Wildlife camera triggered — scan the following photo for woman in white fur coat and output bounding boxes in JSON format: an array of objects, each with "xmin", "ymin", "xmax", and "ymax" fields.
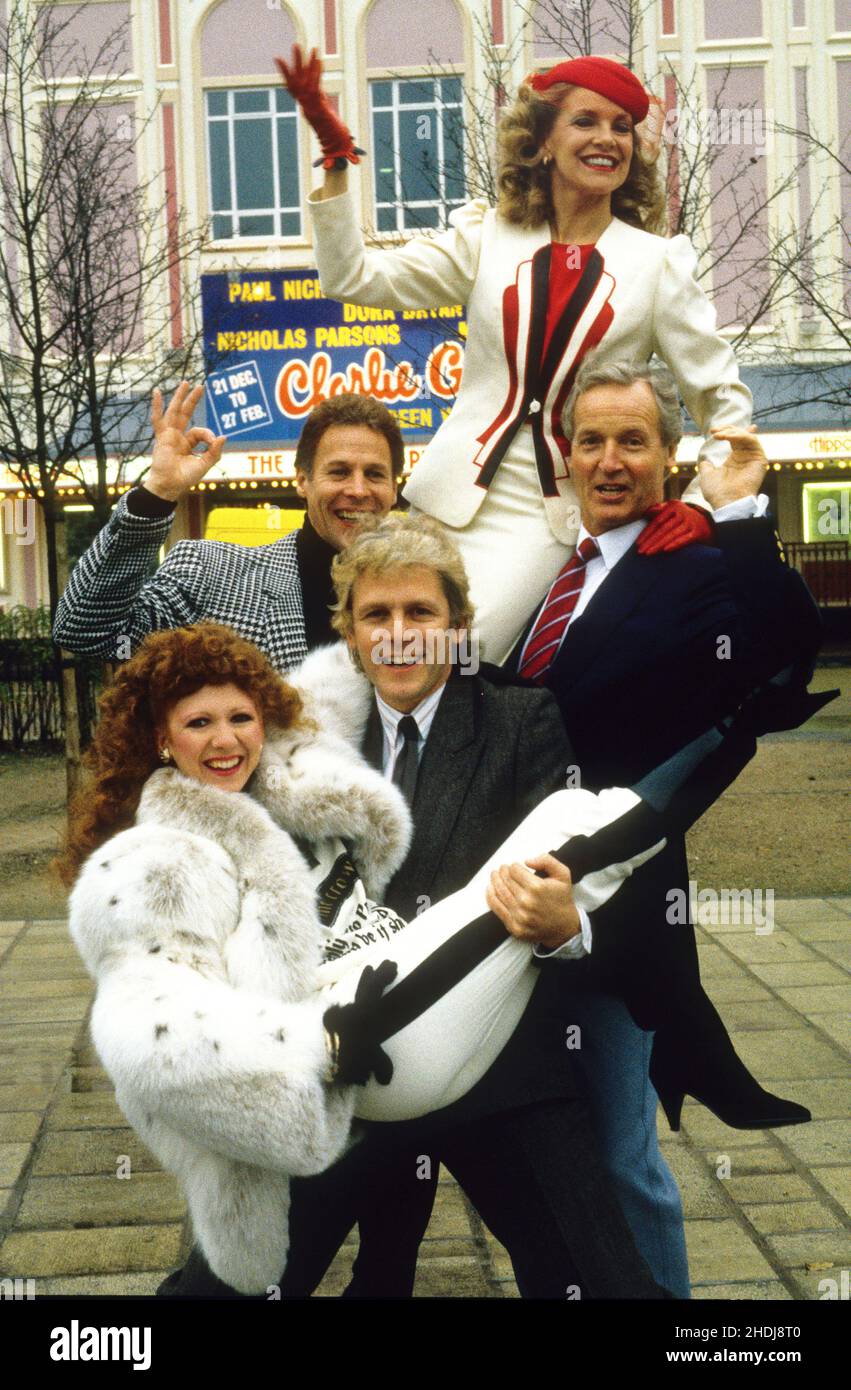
[{"xmin": 61, "ymin": 622, "xmax": 678, "ymax": 1294}]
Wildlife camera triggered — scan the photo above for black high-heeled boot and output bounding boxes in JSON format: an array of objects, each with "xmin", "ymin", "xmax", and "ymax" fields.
[
  {"xmin": 631, "ymin": 718, "xmax": 811, "ymax": 1132},
  {"xmin": 649, "ymin": 1000, "xmax": 811, "ymax": 1132},
  {"xmin": 652, "ymin": 1080, "xmax": 811, "ymax": 1134}
]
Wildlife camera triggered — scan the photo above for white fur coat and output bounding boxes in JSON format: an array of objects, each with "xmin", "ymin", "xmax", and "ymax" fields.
[{"xmin": 68, "ymin": 646, "xmax": 411, "ymax": 1294}]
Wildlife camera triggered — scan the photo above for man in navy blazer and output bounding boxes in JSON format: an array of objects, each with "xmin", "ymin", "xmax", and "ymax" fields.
[
  {"xmin": 499, "ymin": 358, "xmax": 820, "ymax": 1205},
  {"xmin": 506, "ymin": 361, "xmax": 819, "ymax": 791}
]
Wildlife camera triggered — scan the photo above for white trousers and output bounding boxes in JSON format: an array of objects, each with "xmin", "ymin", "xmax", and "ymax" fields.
[
  {"xmin": 317, "ymin": 786, "xmax": 664, "ymax": 1123},
  {"xmin": 411, "ymin": 427, "xmax": 576, "ymax": 664}
]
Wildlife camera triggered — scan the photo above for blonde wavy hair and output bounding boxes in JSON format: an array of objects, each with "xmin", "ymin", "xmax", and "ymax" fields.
[
  {"xmin": 331, "ymin": 512, "xmax": 475, "ymax": 641},
  {"xmin": 496, "ymin": 81, "xmax": 665, "ymax": 234}
]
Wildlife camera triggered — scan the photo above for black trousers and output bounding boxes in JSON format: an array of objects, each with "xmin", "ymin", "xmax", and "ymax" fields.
[{"xmin": 157, "ymin": 1097, "xmax": 668, "ymax": 1300}]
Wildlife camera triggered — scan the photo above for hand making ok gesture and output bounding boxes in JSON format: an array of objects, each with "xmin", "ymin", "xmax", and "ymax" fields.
[{"xmin": 146, "ymin": 382, "xmax": 227, "ymax": 504}]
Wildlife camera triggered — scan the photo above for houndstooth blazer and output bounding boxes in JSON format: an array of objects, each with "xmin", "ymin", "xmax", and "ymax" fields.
[{"xmin": 52, "ymin": 494, "xmax": 309, "ymax": 672}]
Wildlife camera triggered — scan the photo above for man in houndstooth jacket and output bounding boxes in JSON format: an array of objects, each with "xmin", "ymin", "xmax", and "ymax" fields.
[{"xmin": 52, "ymin": 383, "xmax": 400, "ymax": 670}]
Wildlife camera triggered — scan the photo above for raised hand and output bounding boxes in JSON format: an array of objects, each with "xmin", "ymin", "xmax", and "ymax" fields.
[
  {"xmin": 698, "ymin": 426, "xmax": 768, "ymax": 510},
  {"xmin": 146, "ymin": 382, "xmax": 226, "ymax": 503},
  {"xmin": 275, "ymin": 44, "xmax": 324, "ymax": 117},
  {"xmin": 275, "ymin": 44, "xmax": 365, "ymax": 170}
]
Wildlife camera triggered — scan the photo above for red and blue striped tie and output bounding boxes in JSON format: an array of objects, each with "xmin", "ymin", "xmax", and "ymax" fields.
[{"xmin": 518, "ymin": 537, "xmax": 600, "ymax": 682}]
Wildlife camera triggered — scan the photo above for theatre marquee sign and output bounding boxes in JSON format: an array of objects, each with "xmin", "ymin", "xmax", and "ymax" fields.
[
  {"xmin": 675, "ymin": 432, "xmax": 851, "ymax": 463},
  {"xmin": 201, "ymin": 269, "xmax": 466, "ymax": 447}
]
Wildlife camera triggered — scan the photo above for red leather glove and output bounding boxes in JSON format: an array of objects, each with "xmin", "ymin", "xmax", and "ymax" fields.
[
  {"xmin": 275, "ymin": 45, "xmax": 365, "ymax": 170},
  {"xmin": 637, "ymin": 500, "xmax": 714, "ymax": 555}
]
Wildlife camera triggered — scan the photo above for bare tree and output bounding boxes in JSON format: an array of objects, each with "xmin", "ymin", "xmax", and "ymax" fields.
[
  {"xmin": 0, "ymin": 0, "xmax": 209, "ymax": 795},
  {"xmin": 753, "ymin": 115, "xmax": 851, "ymax": 417},
  {"xmin": 660, "ymin": 66, "xmax": 850, "ymax": 418},
  {"xmin": 0, "ymin": 0, "xmax": 207, "ymax": 615},
  {"xmin": 528, "ymin": 0, "xmax": 655, "ymax": 67},
  {"xmin": 660, "ymin": 66, "xmax": 804, "ymax": 335}
]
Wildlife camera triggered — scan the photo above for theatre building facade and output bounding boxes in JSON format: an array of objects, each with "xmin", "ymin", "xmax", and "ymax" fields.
[{"xmin": 1, "ymin": 0, "xmax": 848, "ymax": 618}]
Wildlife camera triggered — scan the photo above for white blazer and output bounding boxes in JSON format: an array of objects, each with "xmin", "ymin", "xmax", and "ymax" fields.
[{"xmin": 309, "ymin": 193, "xmax": 753, "ymax": 544}]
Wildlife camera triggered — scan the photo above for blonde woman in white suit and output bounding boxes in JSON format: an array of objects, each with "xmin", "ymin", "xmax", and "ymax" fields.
[{"xmin": 279, "ymin": 48, "xmax": 752, "ymax": 661}]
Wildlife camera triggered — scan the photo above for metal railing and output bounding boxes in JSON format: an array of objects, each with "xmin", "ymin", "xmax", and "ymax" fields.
[
  {"xmin": 784, "ymin": 542, "xmax": 851, "ymax": 607},
  {"xmin": 0, "ymin": 608, "xmax": 104, "ymax": 749}
]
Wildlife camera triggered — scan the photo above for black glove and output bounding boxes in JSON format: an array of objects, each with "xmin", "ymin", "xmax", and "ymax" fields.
[{"xmin": 323, "ymin": 959, "xmax": 398, "ymax": 1087}]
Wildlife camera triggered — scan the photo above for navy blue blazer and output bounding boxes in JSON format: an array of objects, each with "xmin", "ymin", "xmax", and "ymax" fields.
[
  {"xmin": 505, "ymin": 517, "xmax": 821, "ymax": 791},
  {"xmin": 496, "ymin": 516, "xmax": 822, "ymax": 1038},
  {"xmin": 360, "ymin": 672, "xmax": 583, "ymax": 1129}
]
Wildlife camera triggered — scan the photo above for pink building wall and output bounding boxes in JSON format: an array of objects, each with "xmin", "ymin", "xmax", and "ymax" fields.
[
  {"xmin": 323, "ymin": 0, "xmax": 337, "ymax": 56},
  {"xmin": 158, "ymin": 0, "xmax": 173, "ymax": 64},
  {"xmin": 42, "ymin": 1, "xmax": 132, "ymax": 75},
  {"xmin": 705, "ymin": 64, "xmax": 770, "ymax": 328},
  {"xmin": 794, "ymin": 66, "xmax": 813, "ymax": 317},
  {"xmin": 200, "ymin": 0, "xmax": 296, "ymax": 78},
  {"xmin": 837, "ymin": 60, "xmax": 851, "ymax": 310},
  {"xmin": 364, "ymin": 0, "xmax": 463, "ymax": 67},
  {"xmin": 703, "ymin": 0, "xmax": 763, "ymax": 41},
  {"xmin": 531, "ymin": 0, "xmax": 631, "ymax": 58}
]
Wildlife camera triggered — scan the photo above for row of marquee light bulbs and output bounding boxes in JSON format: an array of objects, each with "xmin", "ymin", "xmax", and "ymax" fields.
[{"xmin": 21, "ymin": 456, "xmax": 849, "ymax": 501}]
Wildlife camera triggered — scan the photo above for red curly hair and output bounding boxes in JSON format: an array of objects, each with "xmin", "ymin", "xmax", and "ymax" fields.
[{"xmin": 56, "ymin": 623, "xmax": 306, "ymax": 886}]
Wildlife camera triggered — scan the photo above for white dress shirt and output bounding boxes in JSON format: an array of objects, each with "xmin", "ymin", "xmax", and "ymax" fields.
[{"xmin": 375, "ymin": 683, "xmax": 447, "ymax": 778}]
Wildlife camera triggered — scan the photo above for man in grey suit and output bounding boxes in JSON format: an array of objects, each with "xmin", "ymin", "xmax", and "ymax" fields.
[
  {"xmin": 53, "ymin": 383, "xmax": 400, "ymax": 669},
  {"xmin": 273, "ymin": 511, "xmax": 679, "ymax": 1301}
]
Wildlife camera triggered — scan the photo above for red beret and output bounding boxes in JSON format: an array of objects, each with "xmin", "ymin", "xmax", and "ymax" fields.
[{"xmin": 528, "ymin": 56, "xmax": 650, "ymax": 124}]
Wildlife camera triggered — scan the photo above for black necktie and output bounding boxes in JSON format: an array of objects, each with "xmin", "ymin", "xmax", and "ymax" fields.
[{"xmin": 392, "ymin": 715, "xmax": 420, "ymax": 808}]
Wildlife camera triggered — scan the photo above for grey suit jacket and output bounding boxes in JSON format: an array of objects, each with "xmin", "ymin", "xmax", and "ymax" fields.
[{"xmin": 361, "ymin": 671, "xmax": 583, "ymax": 1128}]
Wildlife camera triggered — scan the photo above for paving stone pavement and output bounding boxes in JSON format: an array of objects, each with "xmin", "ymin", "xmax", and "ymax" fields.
[{"xmin": 0, "ymin": 899, "xmax": 848, "ymax": 1300}]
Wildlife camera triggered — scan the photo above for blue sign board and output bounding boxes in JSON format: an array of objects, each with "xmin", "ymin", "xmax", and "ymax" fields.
[
  {"xmin": 201, "ymin": 269, "xmax": 467, "ymax": 447},
  {"xmin": 206, "ymin": 360, "xmax": 274, "ymax": 437}
]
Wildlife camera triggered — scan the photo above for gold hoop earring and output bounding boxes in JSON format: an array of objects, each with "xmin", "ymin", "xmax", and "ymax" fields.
[
  {"xmin": 159, "ymin": 747, "xmax": 171, "ymax": 764},
  {"xmin": 542, "ymin": 153, "xmax": 552, "ymax": 167}
]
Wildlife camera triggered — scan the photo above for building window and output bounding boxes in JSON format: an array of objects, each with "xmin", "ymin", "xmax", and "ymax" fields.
[
  {"xmin": 371, "ymin": 77, "xmax": 466, "ymax": 232},
  {"xmin": 205, "ymin": 88, "xmax": 300, "ymax": 240}
]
